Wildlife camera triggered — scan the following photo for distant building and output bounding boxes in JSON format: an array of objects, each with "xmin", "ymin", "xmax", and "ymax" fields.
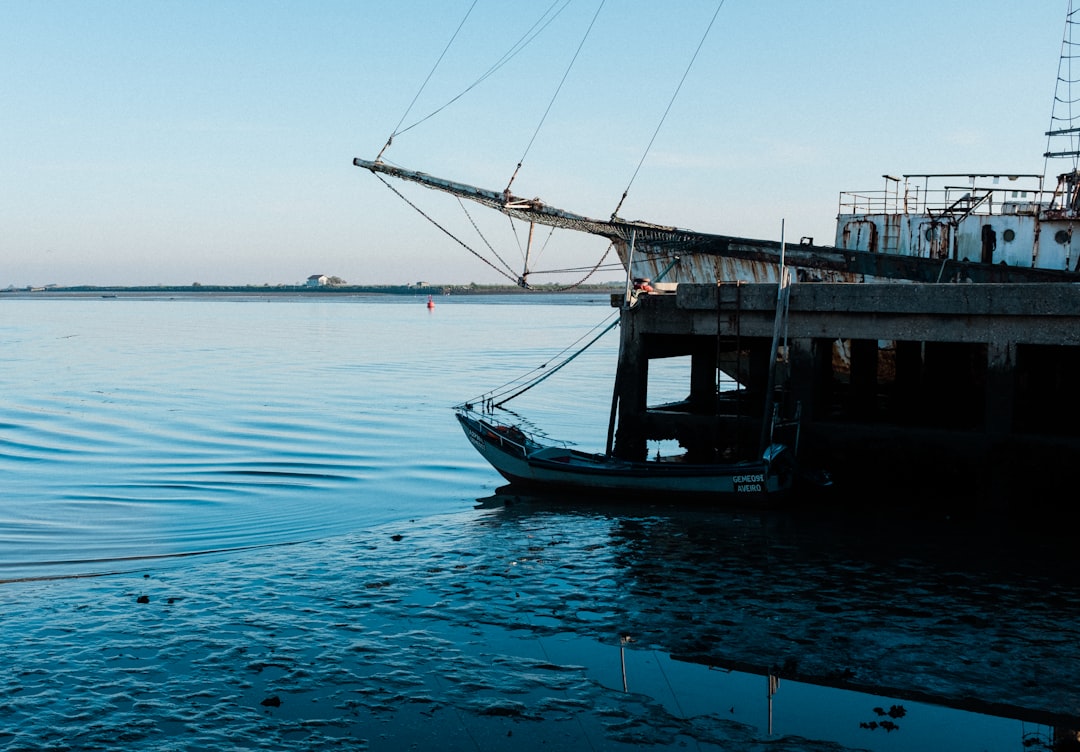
[{"xmin": 306, "ymin": 274, "xmax": 329, "ymax": 287}]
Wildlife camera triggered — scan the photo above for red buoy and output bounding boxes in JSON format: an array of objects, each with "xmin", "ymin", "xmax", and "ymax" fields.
[{"xmin": 426, "ymin": 295, "xmax": 435, "ymax": 310}]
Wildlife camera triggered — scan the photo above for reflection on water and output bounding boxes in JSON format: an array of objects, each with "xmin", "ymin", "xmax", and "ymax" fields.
[
  {"xmin": 3, "ymin": 295, "xmax": 1078, "ymax": 749},
  {"xmin": 469, "ymin": 489, "xmax": 1080, "ymax": 750},
  {"xmin": 2, "ymin": 493, "xmax": 1076, "ymax": 750}
]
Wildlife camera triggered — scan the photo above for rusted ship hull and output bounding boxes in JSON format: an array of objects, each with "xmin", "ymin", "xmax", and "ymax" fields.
[{"xmin": 354, "ymin": 159, "xmax": 1080, "ymax": 286}]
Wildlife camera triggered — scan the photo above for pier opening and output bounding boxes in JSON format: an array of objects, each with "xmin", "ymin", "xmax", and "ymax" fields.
[
  {"xmin": 822, "ymin": 339, "xmax": 987, "ymax": 431},
  {"xmin": 1014, "ymin": 344, "xmax": 1080, "ymax": 435}
]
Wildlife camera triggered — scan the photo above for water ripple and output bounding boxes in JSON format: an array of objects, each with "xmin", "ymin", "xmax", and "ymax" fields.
[{"xmin": 0, "ymin": 296, "xmax": 615, "ymax": 578}]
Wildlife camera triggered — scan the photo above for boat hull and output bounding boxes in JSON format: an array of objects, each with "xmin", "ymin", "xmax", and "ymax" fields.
[
  {"xmin": 354, "ymin": 158, "xmax": 1080, "ymax": 286},
  {"xmin": 456, "ymin": 411, "xmax": 790, "ymax": 499}
]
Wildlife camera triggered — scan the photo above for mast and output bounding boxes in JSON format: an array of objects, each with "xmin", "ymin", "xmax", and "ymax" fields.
[
  {"xmin": 355, "ymin": 158, "xmax": 1080, "ymax": 283},
  {"xmin": 1045, "ymin": 1, "xmax": 1080, "ymax": 167},
  {"xmin": 353, "ymin": 158, "xmax": 692, "ymax": 247},
  {"xmin": 1044, "ymin": 1, "xmax": 1080, "ymax": 216}
]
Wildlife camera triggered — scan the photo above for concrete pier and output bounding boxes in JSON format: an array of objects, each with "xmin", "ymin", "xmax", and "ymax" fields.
[{"xmin": 611, "ymin": 283, "xmax": 1080, "ymax": 512}]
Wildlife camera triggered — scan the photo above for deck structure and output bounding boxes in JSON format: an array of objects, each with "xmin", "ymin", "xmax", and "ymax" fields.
[{"xmin": 609, "ymin": 283, "xmax": 1080, "ymax": 511}]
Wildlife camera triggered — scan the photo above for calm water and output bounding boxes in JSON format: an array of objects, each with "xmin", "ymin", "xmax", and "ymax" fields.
[
  {"xmin": 2, "ymin": 293, "xmax": 1077, "ymax": 751},
  {"xmin": 0, "ymin": 292, "xmax": 619, "ymax": 579}
]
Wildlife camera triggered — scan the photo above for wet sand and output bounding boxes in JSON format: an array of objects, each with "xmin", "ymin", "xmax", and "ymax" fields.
[{"xmin": 2, "ymin": 498, "xmax": 1078, "ymax": 751}]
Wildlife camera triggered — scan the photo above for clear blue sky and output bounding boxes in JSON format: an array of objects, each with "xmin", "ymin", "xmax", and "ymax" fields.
[{"xmin": 0, "ymin": 1, "xmax": 1069, "ymax": 287}]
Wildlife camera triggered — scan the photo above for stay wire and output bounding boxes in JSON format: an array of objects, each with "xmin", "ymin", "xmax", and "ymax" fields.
[
  {"xmin": 466, "ymin": 309, "xmax": 619, "ymax": 407},
  {"xmin": 528, "ymin": 242, "xmax": 616, "ymax": 291},
  {"xmin": 611, "ymin": 0, "xmax": 726, "ymax": 219},
  {"xmin": 1046, "ymin": 0, "xmax": 1080, "ymax": 178},
  {"xmin": 456, "ymin": 198, "xmax": 520, "ymax": 278},
  {"xmin": 490, "ymin": 314, "xmax": 618, "ymax": 408},
  {"xmin": 373, "ymin": 173, "xmax": 519, "ymax": 284},
  {"xmin": 376, "ymin": 0, "xmax": 478, "ymax": 161},
  {"xmin": 525, "ymin": 221, "xmax": 558, "ymax": 273},
  {"xmin": 389, "ymin": 0, "xmax": 571, "ymax": 144},
  {"xmin": 526, "ymin": 257, "xmax": 623, "ymax": 275},
  {"xmin": 505, "ymin": 215, "xmax": 556, "ymax": 275},
  {"xmin": 469, "ymin": 253, "xmax": 683, "ymax": 411},
  {"xmin": 504, "ymin": 0, "xmax": 607, "ymax": 195}
]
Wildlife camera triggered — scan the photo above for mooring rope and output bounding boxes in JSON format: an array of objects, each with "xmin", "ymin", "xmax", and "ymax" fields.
[
  {"xmin": 475, "ymin": 254, "xmax": 681, "ymax": 410},
  {"xmin": 464, "ymin": 310, "xmax": 620, "ymax": 410},
  {"xmin": 489, "ymin": 315, "xmax": 619, "ymax": 408}
]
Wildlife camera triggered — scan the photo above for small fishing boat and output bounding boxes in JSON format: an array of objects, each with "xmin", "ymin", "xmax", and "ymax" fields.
[
  {"xmin": 455, "ymin": 407, "xmax": 795, "ymax": 499},
  {"xmin": 453, "ymin": 261, "xmax": 805, "ymax": 501}
]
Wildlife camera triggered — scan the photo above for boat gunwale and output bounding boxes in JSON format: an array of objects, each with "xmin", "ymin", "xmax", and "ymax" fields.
[{"xmin": 455, "ymin": 409, "xmax": 790, "ymax": 495}]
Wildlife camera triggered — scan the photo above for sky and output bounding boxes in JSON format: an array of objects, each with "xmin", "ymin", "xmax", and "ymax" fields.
[{"xmin": 0, "ymin": 1, "xmax": 1071, "ymax": 288}]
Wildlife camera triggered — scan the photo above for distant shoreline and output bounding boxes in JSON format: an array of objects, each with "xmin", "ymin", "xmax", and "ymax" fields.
[{"xmin": 2, "ymin": 283, "xmax": 622, "ymax": 297}]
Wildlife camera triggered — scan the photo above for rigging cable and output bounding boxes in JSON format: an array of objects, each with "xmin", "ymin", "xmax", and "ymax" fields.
[
  {"xmin": 525, "ymin": 257, "xmax": 625, "ymax": 276},
  {"xmin": 473, "ymin": 254, "xmax": 681, "ymax": 411},
  {"xmin": 504, "ymin": 0, "xmax": 607, "ymax": 195},
  {"xmin": 1044, "ymin": 1, "xmax": 1080, "ymax": 177},
  {"xmin": 372, "ymin": 172, "xmax": 520, "ymax": 284},
  {"xmin": 523, "ymin": 242, "xmax": 617, "ymax": 292},
  {"xmin": 376, "ymin": 0, "xmax": 478, "ymax": 162},
  {"xmin": 1043, "ymin": 1, "xmax": 1080, "ymax": 265},
  {"xmin": 378, "ymin": 1, "xmax": 572, "ymax": 159},
  {"xmin": 464, "ymin": 309, "xmax": 620, "ymax": 408},
  {"xmin": 455, "ymin": 0, "xmax": 611, "ymax": 290},
  {"xmin": 490, "ymin": 315, "xmax": 619, "ymax": 408},
  {"xmin": 369, "ymin": 2, "xmax": 589, "ymax": 287},
  {"xmin": 500, "ymin": 0, "xmax": 610, "ymax": 288},
  {"xmin": 506, "ymin": 213, "xmax": 560, "ymax": 283},
  {"xmin": 456, "ymin": 197, "xmax": 521, "ymax": 279},
  {"xmin": 610, "ymin": 0, "xmax": 727, "ymax": 220}
]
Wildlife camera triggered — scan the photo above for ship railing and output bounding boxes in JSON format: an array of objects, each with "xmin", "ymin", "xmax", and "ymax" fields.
[
  {"xmin": 839, "ymin": 190, "xmax": 920, "ymax": 215},
  {"xmin": 839, "ymin": 185, "xmax": 1050, "ymax": 218}
]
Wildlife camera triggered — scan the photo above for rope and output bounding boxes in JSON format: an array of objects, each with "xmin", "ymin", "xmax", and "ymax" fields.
[
  {"xmin": 526, "ymin": 259, "xmax": 624, "ymax": 276},
  {"xmin": 491, "ymin": 316, "xmax": 618, "ymax": 407},
  {"xmin": 372, "ymin": 173, "xmax": 520, "ymax": 284},
  {"xmin": 507, "ymin": 218, "xmax": 560, "ymax": 284},
  {"xmin": 1046, "ymin": 0, "xmax": 1080, "ymax": 177},
  {"xmin": 504, "ymin": 0, "xmax": 607, "ymax": 195},
  {"xmin": 457, "ymin": 170, "xmax": 614, "ymax": 289},
  {"xmin": 478, "ymin": 254, "xmax": 681, "ymax": 409},
  {"xmin": 530, "ymin": 242, "xmax": 616, "ymax": 291},
  {"xmin": 376, "ymin": 1, "xmax": 478, "ymax": 162},
  {"xmin": 456, "ymin": 198, "xmax": 520, "ymax": 278},
  {"xmin": 375, "ymin": 165, "xmax": 619, "ymax": 288},
  {"xmin": 384, "ymin": 1, "xmax": 572, "ymax": 149},
  {"xmin": 465, "ymin": 310, "xmax": 620, "ymax": 408},
  {"xmin": 611, "ymin": 0, "xmax": 727, "ymax": 219}
]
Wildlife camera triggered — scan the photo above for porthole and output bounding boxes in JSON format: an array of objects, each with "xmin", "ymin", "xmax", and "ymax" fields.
[
  {"xmin": 1056, "ymin": 229, "xmax": 1071, "ymax": 245},
  {"xmin": 924, "ymin": 227, "xmax": 939, "ymax": 241},
  {"xmin": 1003, "ymin": 229, "xmax": 1016, "ymax": 242}
]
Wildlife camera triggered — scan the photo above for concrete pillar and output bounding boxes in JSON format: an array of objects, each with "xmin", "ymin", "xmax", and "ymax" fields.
[{"xmin": 612, "ymin": 310, "xmax": 648, "ymax": 461}]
